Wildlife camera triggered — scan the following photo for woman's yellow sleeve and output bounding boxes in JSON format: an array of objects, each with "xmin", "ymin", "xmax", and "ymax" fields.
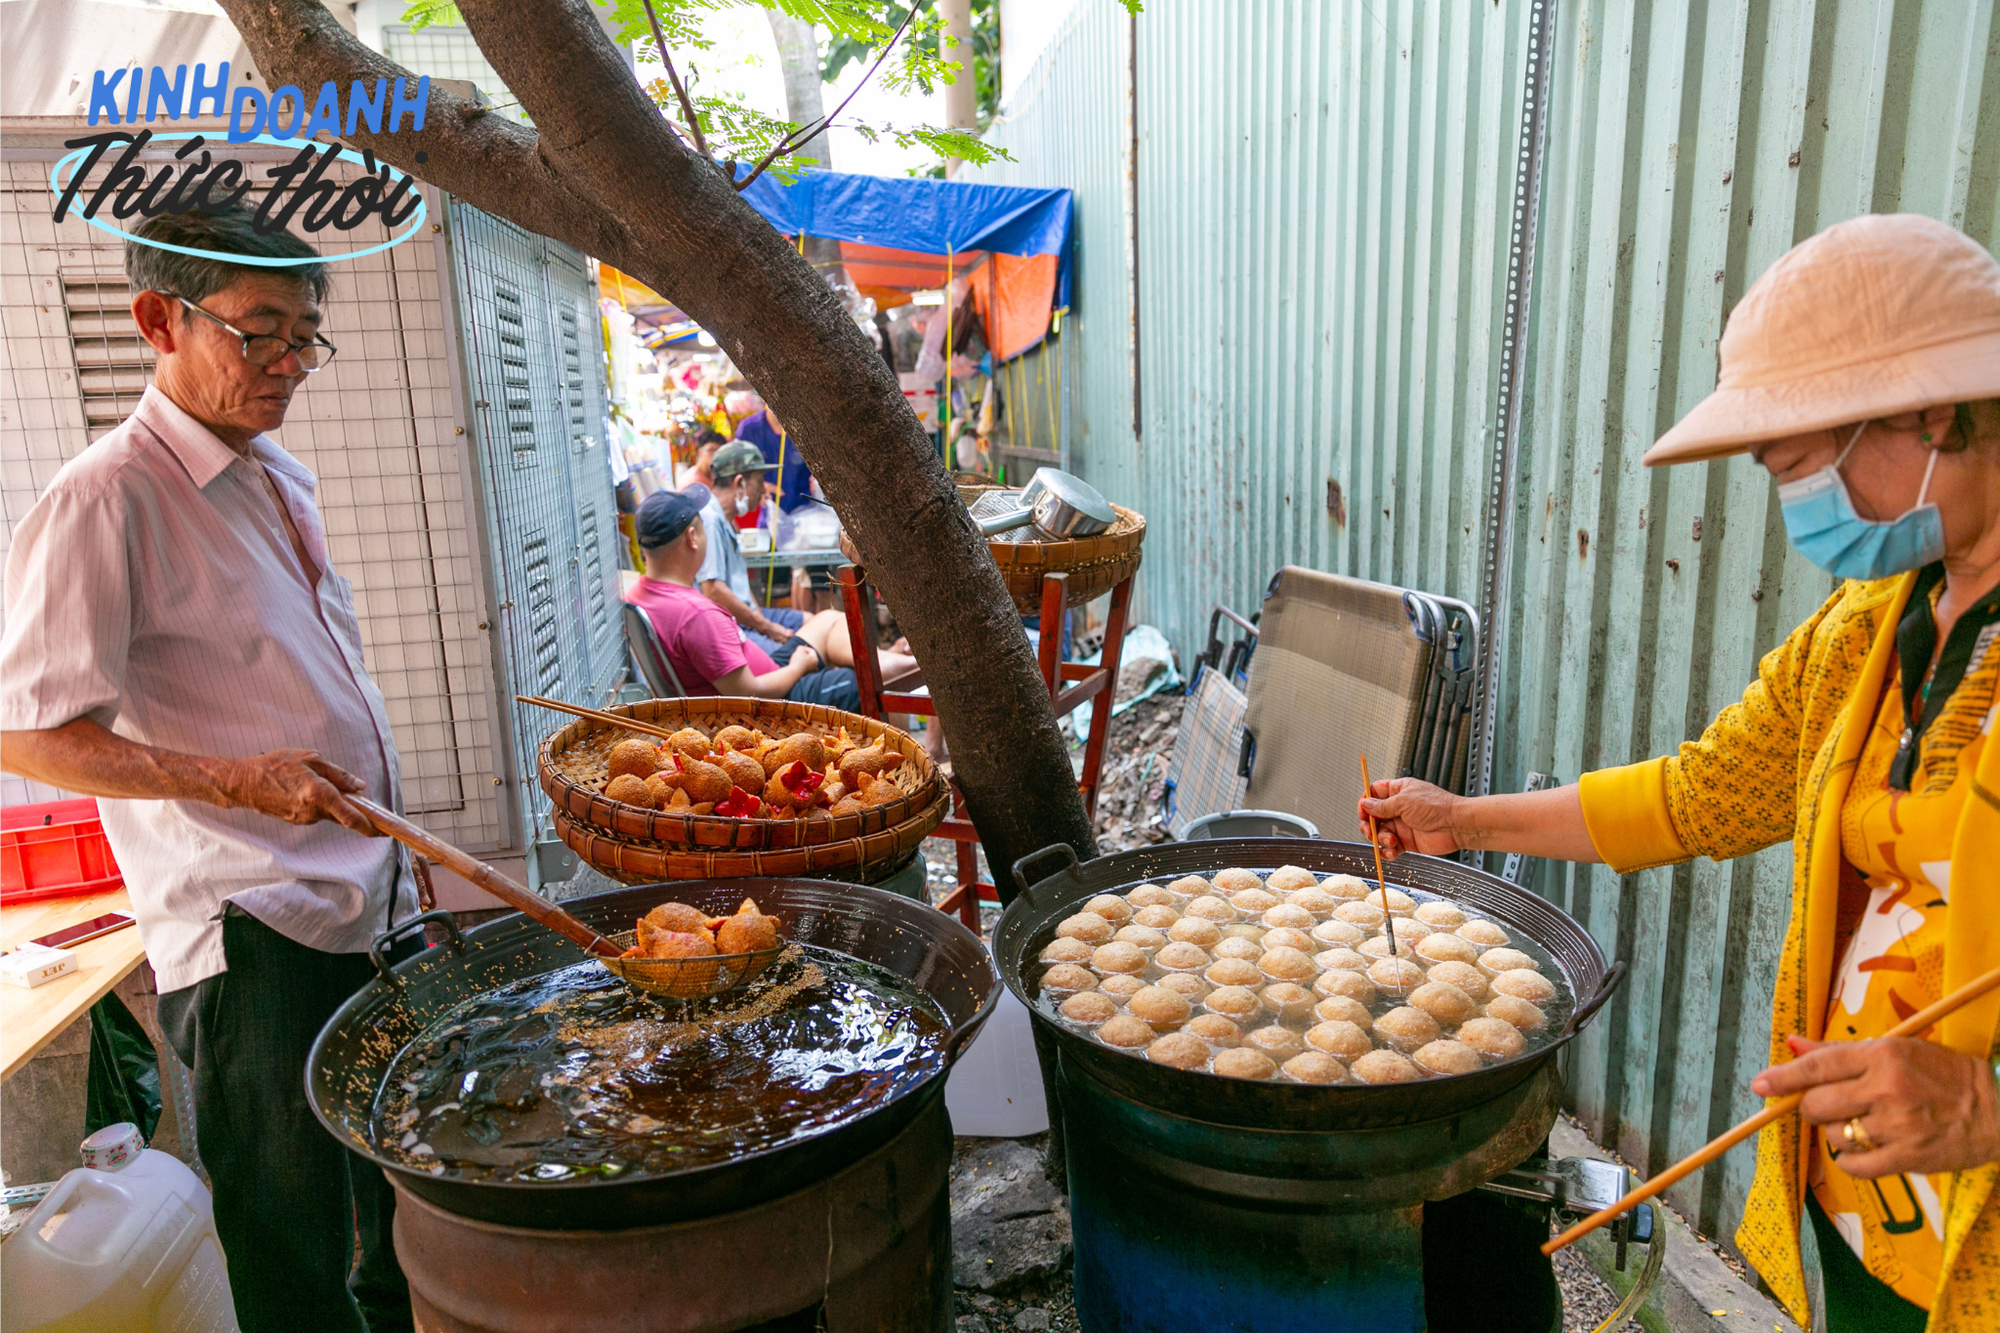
[{"xmin": 1577, "ymin": 589, "xmax": 1843, "ymax": 873}]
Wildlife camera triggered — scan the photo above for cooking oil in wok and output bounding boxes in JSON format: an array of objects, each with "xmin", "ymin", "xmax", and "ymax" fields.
[{"xmin": 372, "ymin": 945, "xmax": 947, "ymax": 1182}]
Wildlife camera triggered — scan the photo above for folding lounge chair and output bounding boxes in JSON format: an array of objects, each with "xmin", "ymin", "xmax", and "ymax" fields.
[{"xmin": 622, "ymin": 601, "xmax": 689, "ymax": 699}]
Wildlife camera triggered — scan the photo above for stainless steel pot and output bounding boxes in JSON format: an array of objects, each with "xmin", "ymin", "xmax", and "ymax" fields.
[{"xmin": 975, "ymin": 467, "xmax": 1116, "ymax": 539}]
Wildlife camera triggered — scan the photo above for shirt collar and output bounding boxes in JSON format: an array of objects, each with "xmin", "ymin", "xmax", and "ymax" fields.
[{"xmin": 135, "ymin": 386, "xmax": 314, "ymax": 490}]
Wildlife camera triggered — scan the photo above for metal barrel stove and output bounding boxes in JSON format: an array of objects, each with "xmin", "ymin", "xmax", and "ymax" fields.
[
  {"xmin": 309, "ymin": 880, "xmax": 998, "ymax": 1332},
  {"xmin": 996, "ymin": 840, "xmax": 1623, "ymax": 1333}
]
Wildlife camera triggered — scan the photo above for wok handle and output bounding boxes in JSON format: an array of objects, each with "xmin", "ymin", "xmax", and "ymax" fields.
[
  {"xmin": 349, "ymin": 797, "xmax": 623, "ymax": 960},
  {"xmin": 1565, "ymin": 959, "xmax": 1628, "ymax": 1037},
  {"xmin": 369, "ymin": 908, "xmax": 463, "ymax": 987},
  {"xmin": 1011, "ymin": 843, "xmax": 1083, "ymax": 906}
]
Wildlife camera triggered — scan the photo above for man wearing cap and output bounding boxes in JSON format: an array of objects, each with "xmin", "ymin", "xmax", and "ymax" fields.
[
  {"xmin": 1362, "ymin": 215, "xmax": 2000, "ymax": 1330},
  {"xmin": 696, "ymin": 440, "xmax": 804, "ymax": 654}
]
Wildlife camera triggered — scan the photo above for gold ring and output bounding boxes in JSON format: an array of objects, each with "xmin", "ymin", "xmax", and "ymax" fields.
[{"xmin": 1842, "ymin": 1117, "xmax": 1880, "ymax": 1155}]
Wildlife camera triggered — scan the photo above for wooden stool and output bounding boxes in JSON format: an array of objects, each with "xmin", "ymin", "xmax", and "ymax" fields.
[{"xmin": 835, "ymin": 564, "xmax": 1132, "ymax": 930}]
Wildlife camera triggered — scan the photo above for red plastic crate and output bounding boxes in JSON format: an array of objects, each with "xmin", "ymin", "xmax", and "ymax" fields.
[{"xmin": 1, "ymin": 798, "xmax": 125, "ymax": 904}]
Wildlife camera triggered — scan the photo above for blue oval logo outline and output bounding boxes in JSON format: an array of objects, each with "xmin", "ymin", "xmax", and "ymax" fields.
[{"xmin": 49, "ymin": 131, "xmax": 429, "ymax": 264}]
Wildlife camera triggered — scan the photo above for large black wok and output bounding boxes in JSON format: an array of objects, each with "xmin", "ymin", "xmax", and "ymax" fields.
[
  {"xmin": 309, "ymin": 880, "xmax": 998, "ymax": 1231},
  {"xmin": 997, "ymin": 840, "xmax": 1623, "ymax": 1132}
]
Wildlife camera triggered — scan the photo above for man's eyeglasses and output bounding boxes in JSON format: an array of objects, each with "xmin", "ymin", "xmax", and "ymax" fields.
[{"xmin": 163, "ymin": 294, "xmax": 338, "ymax": 372}]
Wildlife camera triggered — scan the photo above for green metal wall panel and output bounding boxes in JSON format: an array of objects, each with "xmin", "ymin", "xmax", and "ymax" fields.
[{"xmin": 972, "ymin": 0, "xmax": 2000, "ymax": 1248}]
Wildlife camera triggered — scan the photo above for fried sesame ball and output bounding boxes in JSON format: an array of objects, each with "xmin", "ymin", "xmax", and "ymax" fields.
[
  {"xmin": 1456, "ymin": 1017, "xmax": 1526, "ymax": 1059},
  {"xmin": 1039, "ymin": 964, "xmax": 1097, "ymax": 994},
  {"xmin": 1379, "ymin": 887, "xmax": 1417, "ymax": 915},
  {"xmin": 1350, "ymin": 1049, "xmax": 1423, "ymax": 1084},
  {"xmin": 1212, "ymin": 868, "xmax": 1264, "ymax": 894},
  {"xmin": 1307, "ymin": 1020, "xmax": 1373, "ymax": 1059},
  {"xmin": 1288, "ymin": 886, "xmax": 1339, "ymax": 918},
  {"xmin": 1416, "ymin": 933, "xmax": 1482, "ymax": 966},
  {"xmin": 644, "ymin": 901, "xmax": 716, "ymax": 936},
  {"xmin": 605, "ymin": 774, "xmax": 657, "ymax": 808},
  {"xmin": 1414, "ymin": 901, "xmax": 1467, "ymax": 929},
  {"xmin": 1413, "ymin": 1039, "xmax": 1483, "ymax": 1076},
  {"xmin": 665, "ymin": 726, "xmax": 712, "ymax": 761},
  {"xmin": 1267, "ymin": 865, "xmax": 1318, "ymax": 892},
  {"xmin": 1168, "ymin": 917, "xmax": 1223, "ymax": 948},
  {"xmin": 1155, "ymin": 942, "xmax": 1211, "ymax": 972},
  {"xmin": 1374, "ymin": 1005, "xmax": 1442, "ymax": 1052},
  {"xmin": 1311, "ymin": 919, "xmax": 1367, "ymax": 947},
  {"xmin": 1127, "ymin": 986, "xmax": 1193, "ymax": 1029},
  {"xmin": 1320, "ymin": 874, "xmax": 1374, "ymax": 901},
  {"xmin": 1060, "ymin": 991, "xmax": 1117, "ymax": 1024},
  {"xmin": 606, "ymin": 739, "xmax": 662, "ymax": 780},
  {"xmin": 1157, "ymin": 972, "xmax": 1209, "ymax": 1001},
  {"xmin": 1260, "ymin": 983, "xmax": 1316, "ymax": 1023},
  {"xmin": 1358, "ymin": 936, "xmax": 1413, "ymax": 961},
  {"xmin": 1313, "ymin": 969, "xmax": 1377, "ymax": 1003},
  {"xmin": 1167, "ymin": 876, "xmax": 1215, "ymax": 898},
  {"xmin": 1408, "ymin": 980, "xmax": 1479, "ymax": 1026},
  {"xmin": 1099, "ymin": 974, "xmax": 1147, "ymax": 1001},
  {"xmin": 1284, "ymin": 1051, "xmax": 1347, "ymax": 1084},
  {"xmin": 1147, "ymin": 1033, "xmax": 1211, "ymax": 1069},
  {"xmin": 1097, "ymin": 1015, "xmax": 1156, "ymax": 1048},
  {"xmin": 1386, "ymin": 918, "xmax": 1432, "ymax": 947},
  {"xmin": 1133, "ymin": 905, "xmax": 1181, "ymax": 930},
  {"xmin": 1214, "ymin": 936, "xmax": 1265, "ymax": 962},
  {"xmin": 1457, "ymin": 919, "xmax": 1512, "ymax": 948},
  {"xmin": 1258, "ymin": 947, "xmax": 1317, "ymax": 983},
  {"xmin": 1335, "ymin": 901, "xmax": 1387, "ymax": 928},
  {"xmin": 1114, "ymin": 924, "xmax": 1167, "ymax": 952},
  {"xmin": 1040, "ymin": 936, "xmax": 1095, "ymax": 966},
  {"xmin": 715, "ymin": 901, "xmax": 780, "ymax": 954},
  {"xmin": 1368, "ymin": 956, "xmax": 1427, "ymax": 996},
  {"xmin": 1185, "ymin": 895, "xmax": 1237, "ymax": 923},
  {"xmin": 1245, "ymin": 1025, "xmax": 1305, "ymax": 1061},
  {"xmin": 1056, "ymin": 913, "xmax": 1114, "ymax": 945},
  {"xmin": 1091, "ymin": 942, "xmax": 1148, "ymax": 976},
  {"xmin": 1479, "ymin": 948, "xmax": 1541, "ymax": 975},
  {"xmin": 1221, "ymin": 924, "xmax": 1267, "ymax": 942},
  {"xmin": 1260, "ymin": 927, "xmax": 1315, "ymax": 954},
  {"xmin": 1230, "ymin": 888, "xmax": 1282, "ymax": 915},
  {"xmin": 1085, "ymin": 894, "xmax": 1134, "ymax": 924},
  {"xmin": 1492, "ymin": 969, "xmax": 1558, "ymax": 1004},
  {"xmin": 1425, "ymin": 960, "xmax": 1491, "ymax": 1001},
  {"xmin": 1203, "ymin": 985, "xmax": 1263, "ymax": 1022},
  {"xmin": 1484, "ymin": 993, "xmax": 1548, "ymax": 1031},
  {"xmin": 1127, "ymin": 883, "xmax": 1178, "ymax": 909},
  {"xmin": 1314, "ymin": 947, "xmax": 1370, "ymax": 973},
  {"xmin": 1205, "ymin": 958, "xmax": 1263, "ymax": 988},
  {"xmin": 1212, "ymin": 1047, "xmax": 1278, "ymax": 1081},
  {"xmin": 1262, "ymin": 902, "xmax": 1315, "ymax": 930},
  {"xmin": 1187, "ymin": 1013, "xmax": 1242, "ymax": 1045},
  {"xmin": 1313, "ymin": 994, "xmax": 1374, "ymax": 1028}
]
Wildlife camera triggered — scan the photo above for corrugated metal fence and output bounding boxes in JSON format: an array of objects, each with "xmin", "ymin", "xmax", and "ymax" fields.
[{"xmin": 969, "ymin": 0, "xmax": 2000, "ymax": 1247}]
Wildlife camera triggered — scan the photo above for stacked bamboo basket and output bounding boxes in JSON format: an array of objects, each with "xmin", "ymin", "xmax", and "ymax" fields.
[
  {"xmin": 959, "ymin": 483, "xmax": 1146, "ymax": 613},
  {"xmin": 536, "ymin": 698, "xmax": 947, "ymax": 884}
]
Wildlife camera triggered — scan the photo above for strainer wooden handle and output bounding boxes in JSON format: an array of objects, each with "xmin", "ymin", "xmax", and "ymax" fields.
[{"xmin": 350, "ymin": 796, "xmax": 622, "ymax": 960}]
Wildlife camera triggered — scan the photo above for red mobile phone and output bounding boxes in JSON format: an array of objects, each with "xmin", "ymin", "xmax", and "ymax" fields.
[{"xmin": 29, "ymin": 912, "xmax": 136, "ymax": 950}]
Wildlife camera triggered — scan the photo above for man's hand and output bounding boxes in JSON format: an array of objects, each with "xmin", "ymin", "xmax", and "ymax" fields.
[
  {"xmin": 1358, "ymin": 777, "xmax": 1463, "ymax": 860},
  {"xmin": 1751, "ymin": 1035, "xmax": 2000, "ymax": 1179},
  {"xmin": 217, "ymin": 749, "xmax": 378, "ymax": 835},
  {"xmin": 786, "ymin": 644, "xmax": 820, "ymax": 677}
]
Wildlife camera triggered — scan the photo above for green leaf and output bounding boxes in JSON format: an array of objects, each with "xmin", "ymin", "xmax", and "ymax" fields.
[{"xmin": 401, "ymin": 0, "xmax": 464, "ymax": 31}]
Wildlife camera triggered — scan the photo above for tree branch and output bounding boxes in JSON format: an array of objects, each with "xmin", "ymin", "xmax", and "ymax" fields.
[
  {"xmin": 639, "ymin": 0, "xmax": 709, "ymax": 162},
  {"xmin": 735, "ymin": 0, "xmax": 923, "ymax": 192}
]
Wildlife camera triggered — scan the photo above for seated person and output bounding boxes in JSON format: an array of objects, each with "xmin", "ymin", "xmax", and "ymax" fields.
[
  {"xmin": 629, "ymin": 491, "xmax": 916, "ymax": 709},
  {"xmin": 696, "ymin": 441, "xmax": 798, "ymax": 654},
  {"xmin": 734, "ymin": 404, "xmax": 815, "ymax": 515},
  {"xmin": 676, "ymin": 427, "xmax": 724, "ymax": 493}
]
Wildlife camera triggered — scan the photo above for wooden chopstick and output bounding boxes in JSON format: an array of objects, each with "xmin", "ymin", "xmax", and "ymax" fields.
[
  {"xmin": 517, "ymin": 695, "xmax": 680, "ymax": 741},
  {"xmin": 1358, "ymin": 754, "xmax": 1396, "ymax": 956},
  {"xmin": 1542, "ymin": 963, "xmax": 2000, "ymax": 1255}
]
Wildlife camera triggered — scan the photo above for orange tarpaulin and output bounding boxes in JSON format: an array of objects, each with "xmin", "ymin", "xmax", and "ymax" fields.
[{"xmin": 970, "ymin": 253, "xmax": 1060, "ymax": 364}]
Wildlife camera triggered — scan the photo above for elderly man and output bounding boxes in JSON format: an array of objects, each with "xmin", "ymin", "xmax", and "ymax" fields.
[
  {"xmin": 0, "ymin": 206, "xmax": 415, "ymax": 1331},
  {"xmin": 696, "ymin": 440, "xmax": 803, "ymax": 651}
]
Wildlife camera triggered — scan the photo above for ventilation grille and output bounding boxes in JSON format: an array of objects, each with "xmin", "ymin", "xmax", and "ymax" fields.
[
  {"xmin": 521, "ymin": 531, "xmax": 561, "ymax": 693},
  {"xmin": 558, "ymin": 304, "xmax": 590, "ymax": 449},
  {"xmin": 493, "ymin": 282, "xmax": 535, "ymax": 452},
  {"xmin": 579, "ymin": 502, "xmax": 607, "ymax": 642},
  {"xmin": 62, "ymin": 271, "xmax": 150, "ymax": 439}
]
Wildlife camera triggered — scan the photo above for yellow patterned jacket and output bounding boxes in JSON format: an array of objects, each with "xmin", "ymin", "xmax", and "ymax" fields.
[{"xmin": 1577, "ymin": 571, "xmax": 2000, "ymax": 1331}]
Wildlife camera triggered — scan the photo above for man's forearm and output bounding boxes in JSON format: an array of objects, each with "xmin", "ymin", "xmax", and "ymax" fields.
[
  {"xmin": 3, "ymin": 717, "xmax": 240, "ymax": 805},
  {"xmin": 701, "ymin": 581, "xmax": 784, "ymax": 639}
]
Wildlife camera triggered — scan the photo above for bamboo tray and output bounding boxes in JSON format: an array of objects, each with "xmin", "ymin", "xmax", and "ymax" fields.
[
  {"xmin": 536, "ymin": 698, "xmax": 937, "ymax": 850},
  {"xmin": 957, "ymin": 484, "xmax": 1146, "ymax": 613}
]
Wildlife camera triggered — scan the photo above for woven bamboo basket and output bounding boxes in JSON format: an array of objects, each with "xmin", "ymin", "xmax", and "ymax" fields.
[
  {"xmin": 956, "ymin": 484, "xmax": 1146, "ymax": 613},
  {"xmin": 537, "ymin": 698, "xmax": 937, "ymax": 851},
  {"xmin": 552, "ymin": 787, "xmax": 949, "ymax": 885}
]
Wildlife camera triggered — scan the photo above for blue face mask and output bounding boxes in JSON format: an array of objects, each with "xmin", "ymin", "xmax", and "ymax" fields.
[{"xmin": 1777, "ymin": 423, "xmax": 1945, "ymax": 581}]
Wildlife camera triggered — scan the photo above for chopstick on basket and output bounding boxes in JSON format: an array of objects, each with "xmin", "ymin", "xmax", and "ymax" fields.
[
  {"xmin": 1358, "ymin": 754, "xmax": 1397, "ymax": 957},
  {"xmin": 1542, "ymin": 963, "xmax": 2000, "ymax": 1256},
  {"xmin": 349, "ymin": 796, "xmax": 623, "ymax": 960},
  {"xmin": 517, "ymin": 695, "xmax": 680, "ymax": 742}
]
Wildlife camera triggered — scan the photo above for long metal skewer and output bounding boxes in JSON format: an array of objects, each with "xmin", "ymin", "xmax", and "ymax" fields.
[
  {"xmin": 517, "ymin": 694, "xmax": 682, "ymax": 741},
  {"xmin": 1543, "ymin": 963, "xmax": 2000, "ymax": 1255},
  {"xmin": 1358, "ymin": 754, "xmax": 1396, "ymax": 956}
]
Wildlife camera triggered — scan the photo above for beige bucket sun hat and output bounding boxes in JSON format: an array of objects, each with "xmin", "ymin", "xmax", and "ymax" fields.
[{"xmin": 1644, "ymin": 213, "xmax": 2000, "ymax": 466}]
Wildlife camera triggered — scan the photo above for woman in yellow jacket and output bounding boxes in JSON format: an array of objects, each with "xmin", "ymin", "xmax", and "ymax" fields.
[{"xmin": 1364, "ymin": 212, "xmax": 2000, "ymax": 1332}]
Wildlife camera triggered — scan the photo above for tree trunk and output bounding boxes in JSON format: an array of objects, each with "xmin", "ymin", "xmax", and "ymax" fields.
[
  {"xmin": 763, "ymin": 11, "xmax": 846, "ymax": 288},
  {"xmin": 212, "ymin": 0, "xmax": 1095, "ymax": 895},
  {"xmin": 937, "ymin": 0, "xmax": 977, "ymax": 173}
]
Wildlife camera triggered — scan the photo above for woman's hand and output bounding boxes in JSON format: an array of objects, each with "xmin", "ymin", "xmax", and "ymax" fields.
[
  {"xmin": 1357, "ymin": 778, "xmax": 1463, "ymax": 861},
  {"xmin": 1751, "ymin": 1035, "xmax": 2000, "ymax": 1179}
]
